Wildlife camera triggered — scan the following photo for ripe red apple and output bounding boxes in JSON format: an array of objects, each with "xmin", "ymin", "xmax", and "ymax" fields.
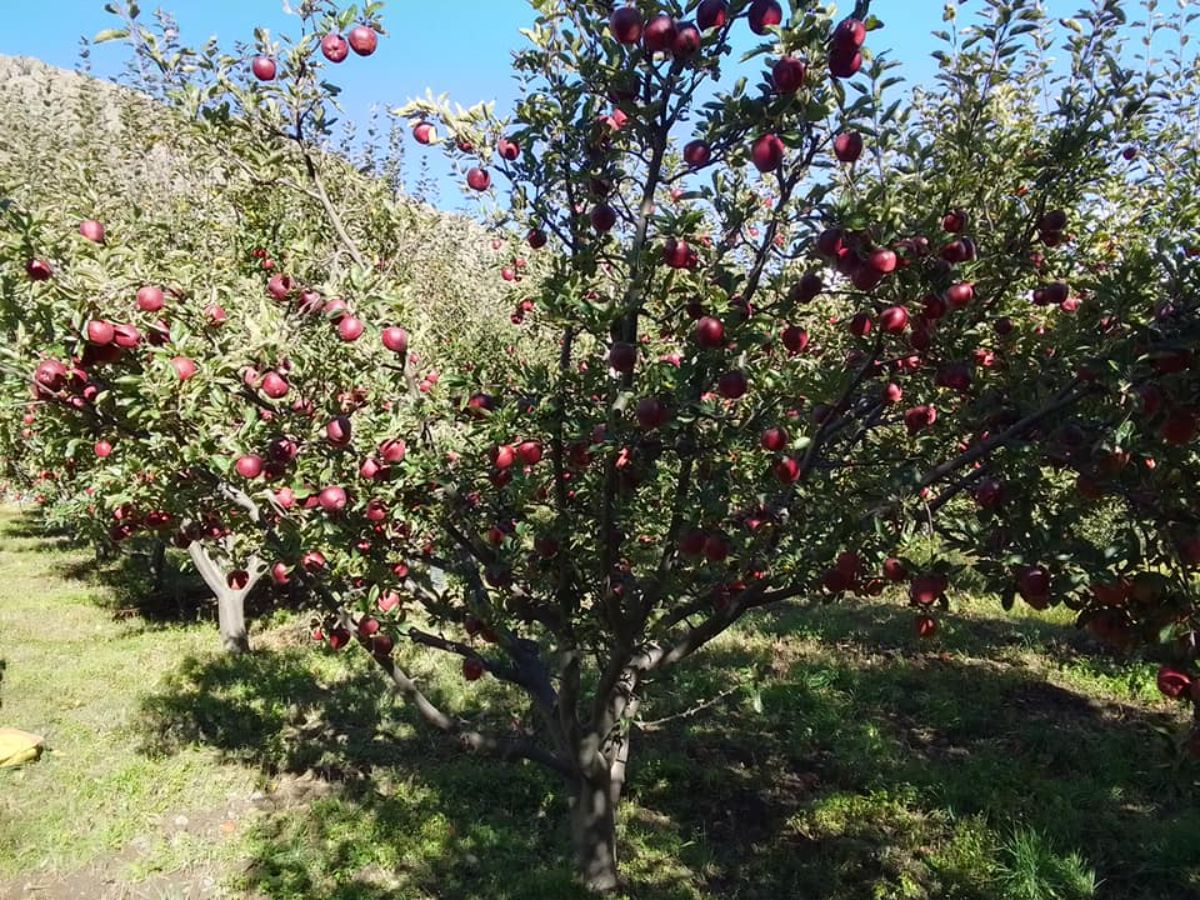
[
  {"xmin": 267, "ymin": 274, "xmax": 293, "ymax": 301},
  {"xmin": 914, "ymin": 614, "xmax": 938, "ymax": 638},
  {"xmin": 883, "ymin": 382, "xmax": 903, "ymax": 404},
  {"xmin": 610, "ymin": 6, "xmax": 643, "ymax": 44},
  {"xmin": 381, "ymin": 326, "xmax": 409, "ymax": 354},
  {"xmin": 251, "ymin": 56, "xmax": 276, "ymax": 81},
  {"xmin": 703, "ymin": 533, "xmax": 730, "ymax": 562},
  {"xmin": 517, "ymin": 440, "xmax": 543, "ymax": 465},
  {"xmin": 491, "ymin": 444, "xmax": 517, "ymax": 470},
  {"xmin": 467, "ymin": 167, "xmax": 491, "ymax": 191},
  {"xmin": 773, "ymin": 456, "xmax": 801, "ymax": 483},
  {"xmin": 833, "ymin": 131, "xmax": 863, "ymax": 163},
  {"xmin": 337, "ymin": 315, "xmax": 364, "ymax": 342},
  {"xmin": 86, "ymin": 320, "xmax": 115, "ymax": 346},
  {"xmin": 260, "ymin": 371, "xmax": 289, "ymax": 399},
  {"xmin": 945, "ymin": 282, "xmax": 975, "ymax": 309},
  {"xmin": 942, "ymin": 210, "xmax": 968, "ymax": 233},
  {"xmin": 694, "ymin": 316, "xmax": 726, "ymax": 349},
  {"xmin": 663, "ymin": 237, "xmax": 692, "ymax": 268},
  {"xmin": 717, "ymin": 369, "xmax": 748, "ymax": 399},
  {"xmin": 833, "ymin": 17, "xmax": 867, "ymax": 50},
  {"xmin": 328, "ymin": 627, "xmax": 351, "ymax": 650},
  {"xmin": 909, "ymin": 574, "xmax": 947, "ymax": 606},
  {"xmin": 635, "ymin": 397, "xmax": 669, "ymax": 430},
  {"xmin": 904, "ymin": 405, "xmax": 937, "ymax": 435},
  {"xmin": 497, "ymin": 137, "xmax": 520, "ymax": 161},
  {"xmin": 673, "ymin": 21, "xmax": 701, "ymax": 56},
  {"xmin": 697, "ymin": 0, "xmax": 728, "ymax": 30},
  {"xmin": 528, "ymin": 228, "xmax": 547, "ymax": 249},
  {"xmin": 684, "ymin": 139, "xmax": 712, "ymax": 168},
  {"xmin": 170, "ymin": 357, "xmax": 197, "ymax": 381},
  {"xmin": 815, "ymin": 228, "xmax": 844, "ymax": 257},
  {"xmin": 643, "ymin": 14, "xmax": 677, "ymax": 52},
  {"xmin": 26, "ymin": 259, "xmax": 53, "ymax": 281},
  {"xmin": 1039, "ymin": 210, "xmax": 1067, "ymax": 232},
  {"xmin": 609, "ymin": 341, "xmax": 637, "ymax": 373},
  {"xmin": 1156, "ymin": 665, "xmax": 1192, "ymax": 700},
  {"xmin": 379, "ymin": 438, "xmax": 406, "ymax": 463},
  {"xmin": 318, "ymin": 485, "xmax": 348, "ymax": 512},
  {"xmin": 849, "ymin": 312, "xmax": 872, "ymax": 337},
  {"xmin": 879, "ymin": 305, "xmax": 909, "ymax": 333},
  {"xmin": 761, "ymin": 426, "xmax": 789, "ymax": 452},
  {"xmin": 1016, "ymin": 565, "xmax": 1051, "ymax": 607},
  {"xmin": 372, "ymin": 634, "xmax": 394, "ymax": 657},
  {"xmin": 591, "ymin": 203, "xmax": 617, "ymax": 232},
  {"xmin": 79, "ymin": 219, "xmax": 106, "ymax": 244},
  {"xmin": 235, "ymin": 454, "xmax": 264, "ymax": 479},
  {"xmin": 868, "ymin": 249, "xmax": 897, "ymax": 275},
  {"xmin": 883, "ymin": 558, "xmax": 907, "ymax": 582},
  {"xmin": 829, "ymin": 46, "xmax": 862, "ymax": 79},
  {"xmin": 413, "ymin": 122, "xmax": 436, "ymax": 144},
  {"xmin": 748, "ymin": 0, "xmax": 783, "ymax": 35},
  {"xmin": 321, "ymin": 33, "xmax": 349, "ymax": 63},
  {"xmin": 348, "ymin": 25, "xmax": 377, "ymax": 56},
  {"xmin": 326, "ymin": 416, "xmax": 352, "ymax": 446},
  {"xmin": 136, "ymin": 285, "xmax": 164, "ymax": 312},
  {"xmin": 772, "ymin": 56, "xmax": 806, "ymax": 93},
  {"xmin": 274, "ymin": 488, "xmax": 296, "ymax": 510},
  {"xmin": 751, "ymin": 133, "xmax": 785, "ymax": 172},
  {"xmin": 782, "ymin": 324, "xmax": 811, "ymax": 352},
  {"xmin": 463, "ymin": 657, "xmax": 486, "ymax": 681},
  {"xmin": 94, "ymin": 440, "xmax": 113, "ymax": 458}
]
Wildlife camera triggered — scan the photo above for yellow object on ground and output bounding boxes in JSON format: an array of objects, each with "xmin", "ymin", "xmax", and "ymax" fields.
[{"xmin": 0, "ymin": 727, "xmax": 45, "ymax": 767}]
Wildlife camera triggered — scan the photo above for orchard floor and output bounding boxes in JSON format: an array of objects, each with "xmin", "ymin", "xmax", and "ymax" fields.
[{"xmin": 0, "ymin": 505, "xmax": 1198, "ymax": 900}]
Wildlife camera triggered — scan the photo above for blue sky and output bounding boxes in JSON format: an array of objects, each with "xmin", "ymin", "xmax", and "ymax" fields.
[{"xmin": 0, "ymin": 1, "xmax": 1169, "ymax": 207}]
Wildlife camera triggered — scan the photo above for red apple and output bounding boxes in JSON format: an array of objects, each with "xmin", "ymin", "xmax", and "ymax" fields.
[
  {"xmin": 463, "ymin": 657, "xmax": 486, "ymax": 681},
  {"xmin": 318, "ymin": 485, "xmax": 348, "ymax": 512},
  {"xmin": 348, "ymin": 25, "xmax": 377, "ymax": 56},
  {"xmin": 945, "ymin": 282, "xmax": 975, "ymax": 309},
  {"xmin": 413, "ymin": 122, "xmax": 436, "ymax": 144},
  {"xmin": 879, "ymin": 305, "xmax": 909, "ymax": 333},
  {"xmin": 636, "ymin": 397, "xmax": 669, "ymax": 430},
  {"xmin": 517, "ymin": 440, "xmax": 543, "ymax": 465},
  {"xmin": 1016, "ymin": 565, "xmax": 1051, "ymax": 607},
  {"xmin": 883, "ymin": 558, "xmax": 907, "ymax": 582},
  {"xmin": 497, "ymin": 137, "xmax": 520, "ymax": 160},
  {"xmin": 337, "ymin": 315, "xmax": 364, "ymax": 342},
  {"xmin": 684, "ymin": 139, "xmax": 712, "ymax": 168},
  {"xmin": 772, "ymin": 56, "xmax": 807, "ymax": 93},
  {"xmin": 904, "ymin": 405, "xmax": 937, "ymax": 435},
  {"xmin": 751, "ymin": 133, "xmax": 785, "ymax": 172},
  {"xmin": 748, "ymin": 0, "xmax": 783, "ymax": 35},
  {"xmin": 251, "ymin": 56, "xmax": 276, "ymax": 81},
  {"xmin": 914, "ymin": 614, "xmax": 938, "ymax": 638},
  {"xmin": 491, "ymin": 444, "xmax": 517, "ymax": 470},
  {"xmin": 94, "ymin": 440, "xmax": 113, "ymax": 458},
  {"xmin": 834, "ymin": 18, "xmax": 867, "ymax": 50},
  {"xmin": 673, "ymin": 21, "xmax": 701, "ymax": 56},
  {"xmin": 79, "ymin": 219, "xmax": 105, "ymax": 243},
  {"xmin": 86, "ymin": 320, "xmax": 115, "ymax": 346},
  {"xmin": 829, "ymin": 46, "xmax": 862, "ymax": 78},
  {"xmin": 260, "ymin": 371, "xmax": 289, "ymax": 399},
  {"xmin": 643, "ymin": 14, "xmax": 676, "ymax": 52},
  {"xmin": 610, "ymin": 6, "xmax": 643, "ymax": 44},
  {"xmin": 326, "ymin": 416, "xmax": 352, "ymax": 445},
  {"xmin": 761, "ymin": 426, "xmax": 789, "ymax": 452},
  {"xmin": 136, "ymin": 285, "xmax": 164, "ymax": 312},
  {"xmin": 609, "ymin": 341, "xmax": 637, "ymax": 373},
  {"xmin": 170, "ymin": 357, "xmax": 197, "ymax": 381},
  {"xmin": 591, "ymin": 203, "xmax": 617, "ymax": 232},
  {"xmin": 382, "ymin": 326, "xmax": 409, "ymax": 354},
  {"xmin": 321, "ymin": 33, "xmax": 349, "ymax": 63},
  {"xmin": 773, "ymin": 457, "xmax": 801, "ymax": 483},
  {"xmin": 833, "ymin": 131, "xmax": 863, "ymax": 163},
  {"xmin": 717, "ymin": 370, "xmax": 748, "ymax": 399},
  {"xmin": 379, "ymin": 439, "xmax": 406, "ymax": 463},
  {"xmin": 235, "ymin": 455, "xmax": 264, "ymax": 479},
  {"xmin": 782, "ymin": 325, "xmax": 809, "ymax": 354},
  {"xmin": 697, "ymin": 0, "xmax": 728, "ymax": 30},
  {"xmin": 1156, "ymin": 665, "xmax": 1192, "ymax": 699},
  {"xmin": 467, "ymin": 168, "xmax": 491, "ymax": 191},
  {"xmin": 26, "ymin": 259, "xmax": 53, "ymax": 281},
  {"xmin": 694, "ymin": 316, "xmax": 726, "ymax": 349},
  {"xmin": 789, "ymin": 272, "xmax": 823, "ymax": 304}
]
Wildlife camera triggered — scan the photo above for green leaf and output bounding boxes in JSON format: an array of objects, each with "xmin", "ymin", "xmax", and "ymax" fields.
[{"xmin": 93, "ymin": 28, "xmax": 130, "ymax": 44}]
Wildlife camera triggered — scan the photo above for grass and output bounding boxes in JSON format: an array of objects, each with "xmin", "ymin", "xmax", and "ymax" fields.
[{"xmin": 1, "ymin": 504, "xmax": 1198, "ymax": 898}]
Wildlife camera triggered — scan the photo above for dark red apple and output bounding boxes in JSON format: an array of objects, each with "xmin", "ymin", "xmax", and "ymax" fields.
[
  {"xmin": 497, "ymin": 137, "xmax": 520, "ymax": 160},
  {"xmin": 772, "ymin": 56, "xmax": 806, "ymax": 93},
  {"xmin": 748, "ymin": 0, "xmax": 783, "ymax": 35},
  {"xmin": 467, "ymin": 167, "xmax": 491, "ymax": 191},
  {"xmin": 170, "ymin": 357, "xmax": 197, "ymax": 381},
  {"xmin": 636, "ymin": 397, "xmax": 669, "ymax": 430},
  {"xmin": 697, "ymin": 0, "xmax": 728, "ymax": 30},
  {"xmin": 251, "ymin": 56, "xmax": 276, "ymax": 81},
  {"xmin": 591, "ymin": 203, "xmax": 617, "ymax": 232},
  {"xmin": 684, "ymin": 139, "xmax": 712, "ymax": 168},
  {"xmin": 879, "ymin": 305, "xmax": 909, "ymax": 333},
  {"xmin": 782, "ymin": 325, "xmax": 809, "ymax": 354},
  {"xmin": 318, "ymin": 485, "xmax": 348, "ymax": 512},
  {"xmin": 643, "ymin": 14, "xmax": 677, "ymax": 52},
  {"xmin": 610, "ymin": 6, "xmax": 643, "ymax": 44},
  {"xmin": 337, "ymin": 315, "xmax": 364, "ymax": 342},
  {"xmin": 321, "ymin": 33, "xmax": 349, "ymax": 63},
  {"xmin": 348, "ymin": 25, "xmax": 377, "ymax": 56},
  {"xmin": 413, "ymin": 122, "xmax": 436, "ymax": 144},
  {"xmin": 463, "ymin": 657, "xmax": 486, "ymax": 681},
  {"xmin": 833, "ymin": 131, "xmax": 863, "ymax": 163},
  {"xmin": 717, "ymin": 369, "xmax": 748, "ymax": 399},
  {"xmin": 25, "ymin": 259, "xmax": 53, "ymax": 281},
  {"xmin": 673, "ymin": 21, "xmax": 701, "ymax": 56},
  {"xmin": 694, "ymin": 316, "xmax": 725, "ymax": 348},
  {"xmin": 610, "ymin": 341, "xmax": 637, "ymax": 373},
  {"xmin": 86, "ymin": 320, "xmax": 115, "ymax": 346},
  {"xmin": 236, "ymin": 454, "xmax": 264, "ymax": 479},
  {"xmin": 751, "ymin": 133, "xmax": 785, "ymax": 172},
  {"xmin": 761, "ymin": 426, "xmax": 789, "ymax": 452},
  {"xmin": 326, "ymin": 416, "xmax": 352, "ymax": 445}
]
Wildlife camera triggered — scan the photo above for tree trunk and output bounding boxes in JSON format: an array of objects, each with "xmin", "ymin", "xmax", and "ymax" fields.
[
  {"xmin": 187, "ymin": 541, "xmax": 251, "ymax": 654},
  {"xmin": 570, "ymin": 766, "xmax": 620, "ymax": 893},
  {"xmin": 216, "ymin": 588, "xmax": 250, "ymax": 654}
]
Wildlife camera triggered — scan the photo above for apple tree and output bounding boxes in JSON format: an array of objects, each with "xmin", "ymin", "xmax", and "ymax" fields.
[{"xmin": 1, "ymin": 0, "xmax": 1198, "ymax": 892}]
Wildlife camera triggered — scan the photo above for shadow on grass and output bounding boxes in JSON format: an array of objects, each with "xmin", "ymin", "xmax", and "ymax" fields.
[{"xmin": 133, "ymin": 607, "xmax": 1200, "ymax": 900}]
